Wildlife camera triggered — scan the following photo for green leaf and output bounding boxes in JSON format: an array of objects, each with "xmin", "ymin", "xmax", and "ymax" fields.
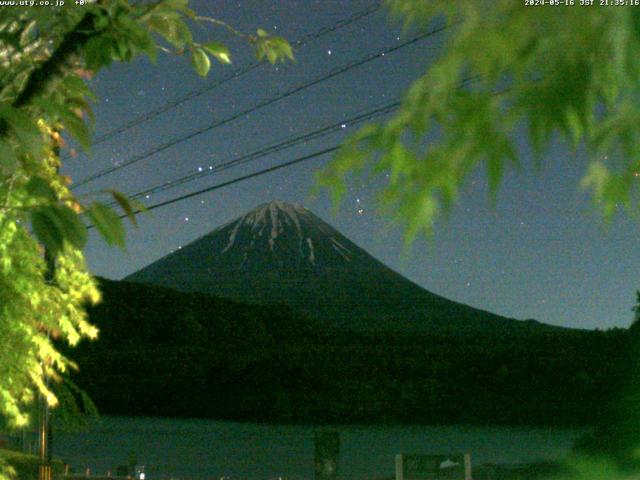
[
  {"xmin": 30, "ymin": 205, "xmax": 87, "ymax": 255},
  {"xmin": 86, "ymin": 202, "xmax": 126, "ymax": 249},
  {"xmin": 33, "ymin": 98, "xmax": 92, "ymax": 151},
  {"xmin": 253, "ymin": 35, "xmax": 294, "ymax": 64},
  {"xmin": 0, "ymin": 106, "xmax": 42, "ymax": 156},
  {"xmin": 0, "ymin": 32, "xmax": 21, "ymax": 51},
  {"xmin": 202, "ymin": 41, "xmax": 231, "ymax": 64},
  {"xmin": 564, "ymin": 107, "xmax": 583, "ymax": 149},
  {"xmin": 50, "ymin": 205, "xmax": 88, "ymax": 250},
  {"xmin": 84, "ymin": 35, "xmax": 114, "ymax": 70},
  {"xmin": 31, "ymin": 208, "xmax": 64, "ymax": 257},
  {"xmin": 19, "ymin": 19, "xmax": 38, "ymax": 48},
  {"xmin": 62, "ymin": 112, "xmax": 91, "ymax": 151},
  {"xmin": 265, "ymin": 46, "xmax": 277, "ymax": 64},
  {"xmin": 133, "ymin": 30, "xmax": 158, "ymax": 63},
  {"xmin": 114, "ymin": 37, "xmax": 132, "ymax": 62},
  {"xmin": 107, "ymin": 190, "xmax": 140, "ymax": 226},
  {"xmin": 581, "ymin": 161, "xmax": 609, "ymax": 196},
  {"xmin": 191, "ymin": 47, "xmax": 211, "ymax": 77},
  {"xmin": 268, "ymin": 36, "xmax": 294, "ymax": 61},
  {"xmin": 148, "ymin": 16, "xmax": 176, "ymax": 45},
  {"xmin": 0, "ymin": 140, "xmax": 18, "ymax": 175},
  {"xmin": 63, "ymin": 74, "xmax": 97, "ymax": 102},
  {"xmin": 92, "ymin": 11, "xmax": 110, "ymax": 31},
  {"xmin": 25, "ymin": 176, "xmax": 57, "ymax": 202},
  {"xmin": 486, "ymin": 155, "xmax": 503, "ymax": 202}
]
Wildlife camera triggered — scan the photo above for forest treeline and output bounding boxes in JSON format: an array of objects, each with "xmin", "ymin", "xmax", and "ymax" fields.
[{"xmin": 67, "ymin": 278, "xmax": 636, "ymax": 427}]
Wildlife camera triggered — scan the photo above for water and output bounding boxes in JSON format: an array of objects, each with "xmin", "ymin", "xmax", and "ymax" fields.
[{"xmin": 51, "ymin": 417, "xmax": 583, "ymax": 480}]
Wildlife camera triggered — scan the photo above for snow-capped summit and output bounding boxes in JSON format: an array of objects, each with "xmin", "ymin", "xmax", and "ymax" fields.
[
  {"xmin": 125, "ymin": 201, "xmax": 530, "ymax": 333},
  {"xmin": 217, "ymin": 200, "xmax": 349, "ymax": 263}
]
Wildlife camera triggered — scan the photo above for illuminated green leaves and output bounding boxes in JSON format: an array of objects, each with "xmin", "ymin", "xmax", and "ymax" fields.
[
  {"xmin": 0, "ymin": 105, "xmax": 43, "ymax": 157},
  {"xmin": 34, "ymin": 99, "xmax": 92, "ymax": 151},
  {"xmin": 86, "ymin": 202, "xmax": 125, "ymax": 249},
  {"xmin": 25, "ymin": 176, "xmax": 57, "ymax": 202},
  {"xmin": 252, "ymin": 29, "xmax": 294, "ymax": 64},
  {"xmin": 191, "ymin": 47, "xmax": 211, "ymax": 77},
  {"xmin": 202, "ymin": 41, "xmax": 231, "ymax": 64},
  {"xmin": 0, "ymin": 0, "xmax": 295, "ymax": 441},
  {"xmin": 30, "ymin": 205, "xmax": 87, "ymax": 256},
  {"xmin": 146, "ymin": 8, "xmax": 193, "ymax": 50}
]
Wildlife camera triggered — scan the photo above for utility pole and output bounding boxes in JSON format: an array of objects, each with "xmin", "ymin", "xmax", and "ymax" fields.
[{"xmin": 39, "ymin": 230, "xmax": 55, "ymax": 480}]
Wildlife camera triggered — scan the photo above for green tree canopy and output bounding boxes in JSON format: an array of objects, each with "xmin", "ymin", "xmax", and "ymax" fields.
[
  {"xmin": 320, "ymin": 0, "xmax": 640, "ymax": 242},
  {"xmin": 0, "ymin": 0, "xmax": 292, "ymax": 434}
]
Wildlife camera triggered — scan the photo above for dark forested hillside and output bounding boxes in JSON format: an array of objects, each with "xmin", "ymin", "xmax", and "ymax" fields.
[{"xmin": 68, "ymin": 278, "xmax": 632, "ymax": 426}]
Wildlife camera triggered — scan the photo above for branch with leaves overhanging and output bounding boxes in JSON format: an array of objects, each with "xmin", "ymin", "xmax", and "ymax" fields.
[
  {"xmin": 0, "ymin": 0, "xmax": 293, "ymax": 435},
  {"xmin": 0, "ymin": 0, "xmax": 294, "ymax": 253},
  {"xmin": 319, "ymin": 0, "xmax": 640, "ymax": 243}
]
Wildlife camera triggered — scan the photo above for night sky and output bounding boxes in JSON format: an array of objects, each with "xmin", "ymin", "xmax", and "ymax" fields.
[{"xmin": 64, "ymin": 0, "xmax": 640, "ymax": 331}]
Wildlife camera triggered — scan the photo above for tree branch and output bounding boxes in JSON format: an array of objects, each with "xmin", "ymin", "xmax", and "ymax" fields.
[
  {"xmin": 0, "ymin": 12, "xmax": 98, "ymax": 137},
  {"xmin": 194, "ymin": 16, "xmax": 250, "ymax": 41}
]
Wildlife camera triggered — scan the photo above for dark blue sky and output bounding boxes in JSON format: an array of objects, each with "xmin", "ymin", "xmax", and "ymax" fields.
[{"xmin": 64, "ymin": 0, "xmax": 640, "ymax": 330}]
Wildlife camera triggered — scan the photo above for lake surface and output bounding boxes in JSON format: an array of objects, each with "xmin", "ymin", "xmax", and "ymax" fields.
[{"xmin": 51, "ymin": 417, "xmax": 584, "ymax": 480}]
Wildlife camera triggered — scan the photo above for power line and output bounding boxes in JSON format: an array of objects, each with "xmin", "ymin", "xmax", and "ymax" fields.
[
  {"xmin": 73, "ymin": 23, "xmax": 452, "ymax": 189},
  {"xmin": 146, "ymin": 145, "xmax": 338, "ymax": 212},
  {"xmin": 110, "ymin": 72, "xmax": 479, "ymax": 207},
  {"xmin": 64, "ymin": 3, "xmax": 383, "ymax": 158},
  {"xmin": 101, "ymin": 74, "xmax": 478, "ymax": 213},
  {"xmin": 90, "ymin": 138, "xmax": 640, "ymax": 243},
  {"xmin": 113, "ymin": 100, "xmax": 401, "ymax": 205},
  {"xmin": 87, "ymin": 145, "xmax": 340, "ymax": 230},
  {"xmin": 98, "ymin": 73, "xmax": 479, "ymax": 215}
]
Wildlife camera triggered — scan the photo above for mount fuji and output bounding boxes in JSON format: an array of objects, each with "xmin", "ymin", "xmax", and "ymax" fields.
[{"xmin": 125, "ymin": 200, "xmax": 550, "ymax": 333}]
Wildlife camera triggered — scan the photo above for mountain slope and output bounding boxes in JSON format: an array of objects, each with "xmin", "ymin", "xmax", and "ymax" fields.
[{"xmin": 126, "ymin": 200, "xmax": 555, "ymax": 334}]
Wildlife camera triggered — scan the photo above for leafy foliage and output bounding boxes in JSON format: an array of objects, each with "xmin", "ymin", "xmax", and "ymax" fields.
[
  {"xmin": 319, "ymin": 1, "xmax": 640, "ymax": 241},
  {"xmin": 0, "ymin": 449, "xmax": 64, "ymax": 480},
  {"xmin": 0, "ymin": 0, "xmax": 292, "ymax": 456}
]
